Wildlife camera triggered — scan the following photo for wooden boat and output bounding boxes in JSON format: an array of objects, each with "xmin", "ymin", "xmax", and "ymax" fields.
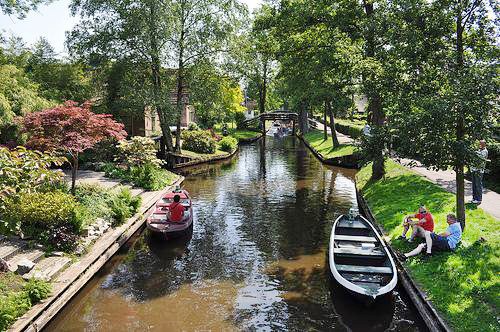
[
  {"xmin": 146, "ymin": 189, "xmax": 193, "ymax": 240},
  {"xmin": 329, "ymin": 209, "xmax": 397, "ymax": 305}
]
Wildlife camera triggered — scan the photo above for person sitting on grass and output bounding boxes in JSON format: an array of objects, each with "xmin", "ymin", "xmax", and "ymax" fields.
[
  {"xmin": 399, "ymin": 205, "xmax": 434, "ymax": 242},
  {"xmin": 400, "ymin": 213, "xmax": 462, "ymax": 259}
]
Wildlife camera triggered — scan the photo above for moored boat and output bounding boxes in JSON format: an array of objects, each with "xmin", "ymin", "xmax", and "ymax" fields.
[
  {"xmin": 329, "ymin": 209, "xmax": 397, "ymax": 305},
  {"xmin": 146, "ymin": 188, "xmax": 193, "ymax": 240}
]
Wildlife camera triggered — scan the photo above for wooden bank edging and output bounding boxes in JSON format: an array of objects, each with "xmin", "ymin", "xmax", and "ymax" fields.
[
  {"xmin": 296, "ymin": 134, "xmax": 360, "ymax": 169},
  {"xmin": 356, "ymin": 190, "xmax": 452, "ymax": 332},
  {"xmin": 10, "ymin": 176, "xmax": 185, "ymax": 332},
  {"xmin": 172, "ymin": 133, "xmax": 263, "ymax": 170}
]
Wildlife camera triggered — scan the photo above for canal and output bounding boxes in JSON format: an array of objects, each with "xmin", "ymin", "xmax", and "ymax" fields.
[{"xmin": 46, "ymin": 136, "xmax": 425, "ymax": 331}]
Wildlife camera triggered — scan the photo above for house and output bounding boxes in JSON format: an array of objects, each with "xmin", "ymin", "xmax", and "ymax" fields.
[
  {"xmin": 244, "ymin": 100, "xmax": 258, "ymax": 120},
  {"xmin": 122, "ymin": 90, "xmax": 195, "ymax": 137}
]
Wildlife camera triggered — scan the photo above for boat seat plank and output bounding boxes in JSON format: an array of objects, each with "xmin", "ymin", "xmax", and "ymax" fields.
[
  {"xmin": 335, "ymin": 235, "xmax": 377, "ymax": 243},
  {"xmin": 337, "ymin": 220, "xmax": 368, "ymax": 229},
  {"xmin": 336, "ymin": 264, "xmax": 392, "ymax": 275},
  {"xmin": 343, "ymin": 273, "xmax": 385, "ymax": 284},
  {"xmin": 334, "ymin": 247, "xmax": 385, "ymax": 258}
]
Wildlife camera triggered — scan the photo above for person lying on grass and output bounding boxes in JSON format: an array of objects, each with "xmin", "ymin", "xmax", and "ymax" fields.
[
  {"xmin": 399, "ymin": 205, "xmax": 434, "ymax": 242},
  {"xmin": 400, "ymin": 213, "xmax": 462, "ymax": 259}
]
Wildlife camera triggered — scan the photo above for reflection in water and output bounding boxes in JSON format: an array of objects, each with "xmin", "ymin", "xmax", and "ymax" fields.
[{"xmin": 46, "ymin": 137, "xmax": 424, "ymax": 331}]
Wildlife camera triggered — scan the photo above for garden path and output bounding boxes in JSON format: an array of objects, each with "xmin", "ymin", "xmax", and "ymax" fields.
[{"xmin": 398, "ymin": 158, "xmax": 500, "ymax": 220}]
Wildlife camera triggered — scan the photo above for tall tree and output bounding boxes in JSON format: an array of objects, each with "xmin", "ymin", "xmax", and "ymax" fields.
[
  {"xmin": 68, "ymin": 0, "xmax": 176, "ymax": 153},
  {"xmin": 386, "ymin": 0, "xmax": 498, "ymax": 226},
  {"xmin": 165, "ymin": 0, "xmax": 246, "ymax": 151},
  {"xmin": 0, "ymin": 0, "xmax": 51, "ymax": 18}
]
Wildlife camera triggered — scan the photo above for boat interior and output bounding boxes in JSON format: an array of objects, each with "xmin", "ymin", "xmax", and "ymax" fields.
[{"xmin": 333, "ymin": 215, "xmax": 394, "ymax": 292}]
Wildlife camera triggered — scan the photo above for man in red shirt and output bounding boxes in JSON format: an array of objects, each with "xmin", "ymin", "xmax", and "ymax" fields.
[
  {"xmin": 169, "ymin": 195, "xmax": 186, "ymax": 222},
  {"xmin": 400, "ymin": 205, "xmax": 434, "ymax": 242}
]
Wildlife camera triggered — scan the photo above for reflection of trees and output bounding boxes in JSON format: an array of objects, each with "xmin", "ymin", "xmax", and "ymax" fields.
[{"xmin": 70, "ymin": 136, "xmax": 364, "ymax": 329}]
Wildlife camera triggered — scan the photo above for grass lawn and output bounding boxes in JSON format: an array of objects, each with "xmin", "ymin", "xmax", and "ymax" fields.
[
  {"xmin": 335, "ymin": 118, "xmax": 365, "ymax": 129},
  {"xmin": 303, "ymin": 129, "xmax": 356, "ymax": 159},
  {"xmin": 356, "ymin": 160, "xmax": 499, "ymax": 332}
]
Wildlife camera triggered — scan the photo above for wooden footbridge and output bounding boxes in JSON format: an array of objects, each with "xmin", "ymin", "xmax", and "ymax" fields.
[{"xmin": 239, "ymin": 111, "xmax": 299, "ymax": 134}]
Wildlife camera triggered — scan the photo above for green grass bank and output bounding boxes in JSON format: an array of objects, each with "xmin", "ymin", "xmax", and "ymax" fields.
[
  {"xmin": 356, "ymin": 160, "xmax": 499, "ymax": 332},
  {"xmin": 303, "ymin": 129, "xmax": 356, "ymax": 159}
]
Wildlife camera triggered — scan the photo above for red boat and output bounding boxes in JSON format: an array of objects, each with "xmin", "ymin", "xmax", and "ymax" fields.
[{"xmin": 146, "ymin": 188, "xmax": 193, "ymax": 239}]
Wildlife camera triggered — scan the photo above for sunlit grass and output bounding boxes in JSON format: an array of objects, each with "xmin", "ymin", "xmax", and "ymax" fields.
[
  {"xmin": 356, "ymin": 160, "xmax": 500, "ymax": 332},
  {"xmin": 303, "ymin": 129, "xmax": 356, "ymax": 159}
]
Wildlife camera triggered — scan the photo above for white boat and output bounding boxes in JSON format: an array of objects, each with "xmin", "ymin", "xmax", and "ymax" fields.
[{"xmin": 329, "ymin": 209, "xmax": 397, "ymax": 305}]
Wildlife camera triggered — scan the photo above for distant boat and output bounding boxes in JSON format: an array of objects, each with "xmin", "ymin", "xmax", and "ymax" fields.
[
  {"xmin": 329, "ymin": 210, "xmax": 397, "ymax": 305},
  {"xmin": 267, "ymin": 121, "xmax": 282, "ymax": 137},
  {"xmin": 146, "ymin": 189, "xmax": 193, "ymax": 240}
]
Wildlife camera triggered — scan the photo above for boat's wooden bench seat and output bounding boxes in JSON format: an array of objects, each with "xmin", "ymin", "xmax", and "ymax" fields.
[
  {"xmin": 335, "ymin": 235, "xmax": 377, "ymax": 243},
  {"xmin": 337, "ymin": 220, "xmax": 369, "ymax": 229},
  {"xmin": 334, "ymin": 247, "xmax": 385, "ymax": 258},
  {"xmin": 336, "ymin": 264, "xmax": 392, "ymax": 275}
]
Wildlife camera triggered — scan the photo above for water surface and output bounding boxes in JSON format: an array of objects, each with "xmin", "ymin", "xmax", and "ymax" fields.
[{"xmin": 46, "ymin": 137, "xmax": 424, "ymax": 331}]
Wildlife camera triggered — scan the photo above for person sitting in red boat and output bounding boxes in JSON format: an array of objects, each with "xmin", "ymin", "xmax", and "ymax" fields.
[{"xmin": 168, "ymin": 194, "xmax": 186, "ymax": 222}]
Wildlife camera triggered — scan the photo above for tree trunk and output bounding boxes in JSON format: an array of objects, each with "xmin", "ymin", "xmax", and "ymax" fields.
[
  {"xmin": 326, "ymin": 100, "xmax": 339, "ymax": 148},
  {"xmin": 71, "ymin": 153, "xmax": 78, "ymax": 195},
  {"xmin": 364, "ymin": 0, "xmax": 385, "ymax": 181},
  {"xmin": 259, "ymin": 61, "xmax": 268, "ymax": 115},
  {"xmin": 174, "ymin": 20, "xmax": 186, "ymax": 153},
  {"xmin": 455, "ymin": 11, "xmax": 466, "ymax": 228},
  {"xmin": 148, "ymin": 2, "xmax": 174, "ymax": 155},
  {"xmin": 323, "ymin": 100, "xmax": 327, "ymax": 140},
  {"xmin": 298, "ymin": 102, "xmax": 309, "ymax": 134}
]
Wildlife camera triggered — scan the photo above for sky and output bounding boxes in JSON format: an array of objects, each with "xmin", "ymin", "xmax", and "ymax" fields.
[{"xmin": 0, "ymin": 0, "xmax": 263, "ymax": 56}]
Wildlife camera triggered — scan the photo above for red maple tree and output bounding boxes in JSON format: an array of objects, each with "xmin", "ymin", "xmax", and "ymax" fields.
[{"xmin": 23, "ymin": 101, "xmax": 127, "ymax": 193}]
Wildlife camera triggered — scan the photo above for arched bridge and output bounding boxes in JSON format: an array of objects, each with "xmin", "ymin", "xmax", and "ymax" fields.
[{"xmin": 240, "ymin": 111, "xmax": 299, "ymax": 133}]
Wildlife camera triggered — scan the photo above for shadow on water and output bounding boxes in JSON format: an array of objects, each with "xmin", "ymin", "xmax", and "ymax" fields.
[{"xmin": 45, "ymin": 136, "xmax": 426, "ymax": 331}]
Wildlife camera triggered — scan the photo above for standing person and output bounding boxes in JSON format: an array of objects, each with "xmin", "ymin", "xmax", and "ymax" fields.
[
  {"xmin": 399, "ymin": 205, "xmax": 434, "ymax": 242},
  {"xmin": 401, "ymin": 214, "xmax": 462, "ymax": 259},
  {"xmin": 470, "ymin": 140, "xmax": 488, "ymax": 204}
]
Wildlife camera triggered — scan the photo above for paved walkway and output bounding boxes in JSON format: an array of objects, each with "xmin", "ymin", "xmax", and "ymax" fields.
[
  {"xmin": 399, "ymin": 159, "xmax": 500, "ymax": 220},
  {"xmin": 308, "ymin": 118, "xmax": 353, "ymax": 144}
]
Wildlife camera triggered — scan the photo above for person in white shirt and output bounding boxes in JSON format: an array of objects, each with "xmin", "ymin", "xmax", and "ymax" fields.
[{"xmin": 470, "ymin": 140, "xmax": 488, "ymax": 204}]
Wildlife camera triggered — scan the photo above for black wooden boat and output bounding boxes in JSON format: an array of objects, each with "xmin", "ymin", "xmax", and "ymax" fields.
[
  {"xmin": 146, "ymin": 189, "xmax": 193, "ymax": 240},
  {"xmin": 329, "ymin": 209, "xmax": 397, "ymax": 305}
]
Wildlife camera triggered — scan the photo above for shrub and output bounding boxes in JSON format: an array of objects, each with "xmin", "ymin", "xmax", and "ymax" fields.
[
  {"xmin": 3, "ymin": 191, "xmax": 85, "ymax": 251},
  {"xmin": 109, "ymin": 187, "xmax": 142, "ymax": 226},
  {"xmin": 335, "ymin": 122, "xmax": 362, "ymax": 138},
  {"xmin": 23, "ymin": 279, "xmax": 51, "ymax": 303},
  {"xmin": 188, "ymin": 122, "xmax": 199, "ymax": 131},
  {"xmin": 181, "ymin": 130, "xmax": 217, "ymax": 154},
  {"xmin": 75, "ymin": 183, "xmax": 113, "ymax": 223},
  {"xmin": 218, "ymin": 136, "xmax": 238, "ymax": 152},
  {"xmin": 0, "ymin": 291, "xmax": 31, "ymax": 331},
  {"xmin": 116, "ymin": 136, "xmax": 163, "ymax": 168},
  {"xmin": 235, "ymin": 111, "xmax": 246, "ymax": 128}
]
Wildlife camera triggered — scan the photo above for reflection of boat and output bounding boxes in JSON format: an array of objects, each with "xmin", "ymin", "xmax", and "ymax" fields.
[
  {"xmin": 329, "ymin": 209, "xmax": 397, "ymax": 305},
  {"xmin": 146, "ymin": 189, "xmax": 193, "ymax": 240}
]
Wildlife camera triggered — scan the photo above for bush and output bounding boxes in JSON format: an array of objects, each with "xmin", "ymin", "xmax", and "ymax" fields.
[
  {"xmin": 235, "ymin": 111, "xmax": 246, "ymax": 128},
  {"xmin": 79, "ymin": 138, "xmax": 120, "ymax": 164},
  {"xmin": 335, "ymin": 122, "xmax": 362, "ymax": 138},
  {"xmin": 109, "ymin": 187, "xmax": 141, "ymax": 226},
  {"xmin": 218, "ymin": 136, "xmax": 238, "ymax": 152},
  {"xmin": 116, "ymin": 136, "xmax": 163, "ymax": 168},
  {"xmin": 3, "ymin": 191, "xmax": 85, "ymax": 251},
  {"xmin": 75, "ymin": 183, "xmax": 113, "ymax": 223},
  {"xmin": 181, "ymin": 130, "xmax": 217, "ymax": 154},
  {"xmin": 23, "ymin": 279, "xmax": 51, "ymax": 303},
  {"xmin": 188, "ymin": 122, "xmax": 199, "ymax": 131},
  {"xmin": 129, "ymin": 163, "xmax": 175, "ymax": 190}
]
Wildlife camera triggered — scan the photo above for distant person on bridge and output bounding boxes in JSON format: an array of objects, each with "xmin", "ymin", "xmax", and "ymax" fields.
[
  {"xmin": 470, "ymin": 140, "xmax": 488, "ymax": 204},
  {"xmin": 400, "ymin": 214, "xmax": 462, "ymax": 259},
  {"xmin": 399, "ymin": 205, "xmax": 434, "ymax": 242},
  {"xmin": 169, "ymin": 194, "xmax": 187, "ymax": 222}
]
